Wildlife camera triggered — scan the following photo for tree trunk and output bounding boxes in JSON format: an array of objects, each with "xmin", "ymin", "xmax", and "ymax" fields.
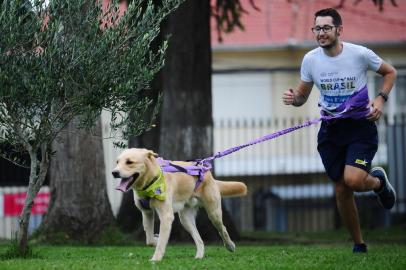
[
  {"xmin": 159, "ymin": 0, "xmax": 212, "ymax": 160},
  {"xmin": 17, "ymin": 145, "xmax": 50, "ymax": 254},
  {"xmin": 42, "ymin": 117, "xmax": 114, "ymax": 243},
  {"xmin": 17, "ymin": 181, "xmax": 36, "ymax": 253}
]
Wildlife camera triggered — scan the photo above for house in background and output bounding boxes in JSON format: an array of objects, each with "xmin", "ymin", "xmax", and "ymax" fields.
[{"xmin": 209, "ymin": 0, "xmax": 406, "ymax": 231}]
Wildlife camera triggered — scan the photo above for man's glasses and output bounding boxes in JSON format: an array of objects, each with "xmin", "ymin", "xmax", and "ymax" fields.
[{"xmin": 311, "ymin": 25, "xmax": 338, "ymax": 34}]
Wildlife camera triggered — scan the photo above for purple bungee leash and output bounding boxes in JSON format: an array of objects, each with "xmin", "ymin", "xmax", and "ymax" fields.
[
  {"xmin": 161, "ymin": 86, "xmax": 371, "ymax": 190},
  {"xmin": 199, "ymin": 85, "xmax": 370, "ymax": 166}
]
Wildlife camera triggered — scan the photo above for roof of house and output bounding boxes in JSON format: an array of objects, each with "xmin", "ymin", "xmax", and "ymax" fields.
[{"xmin": 211, "ymin": 0, "xmax": 406, "ymax": 49}]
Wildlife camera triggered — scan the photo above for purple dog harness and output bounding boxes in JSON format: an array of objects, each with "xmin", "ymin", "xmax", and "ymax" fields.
[
  {"xmin": 138, "ymin": 157, "xmax": 212, "ymax": 210},
  {"xmin": 139, "ymin": 86, "xmax": 371, "ymax": 209},
  {"xmin": 157, "ymin": 157, "xmax": 212, "ymax": 190}
]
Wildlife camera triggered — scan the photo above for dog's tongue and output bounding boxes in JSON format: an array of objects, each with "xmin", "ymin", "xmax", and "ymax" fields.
[{"xmin": 116, "ymin": 178, "xmax": 131, "ymax": 192}]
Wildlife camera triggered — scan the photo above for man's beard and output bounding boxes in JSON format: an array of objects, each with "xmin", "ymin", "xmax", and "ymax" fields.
[
  {"xmin": 319, "ymin": 37, "xmax": 338, "ymax": 49},
  {"xmin": 319, "ymin": 30, "xmax": 339, "ymax": 49}
]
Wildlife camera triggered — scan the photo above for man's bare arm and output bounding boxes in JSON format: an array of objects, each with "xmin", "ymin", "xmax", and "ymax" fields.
[{"xmin": 282, "ymin": 80, "xmax": 314, "ymax": 107}]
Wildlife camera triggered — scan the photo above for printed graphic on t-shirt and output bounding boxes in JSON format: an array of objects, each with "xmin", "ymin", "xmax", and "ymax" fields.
[{"xmin": 319, "ymin": 74, "xmax": 356, "ymax": 108}]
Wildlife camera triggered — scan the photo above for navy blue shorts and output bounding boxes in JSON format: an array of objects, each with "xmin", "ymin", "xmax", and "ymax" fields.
[{"xmin": 317, "ymin": 118, "xmax": 378, "ymax": 181}]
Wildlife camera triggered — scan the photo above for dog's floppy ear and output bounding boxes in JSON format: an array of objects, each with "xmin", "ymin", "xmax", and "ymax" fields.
[{"xmin": 146, "ymin": 150, "xmax": 159, "ymax": 158}]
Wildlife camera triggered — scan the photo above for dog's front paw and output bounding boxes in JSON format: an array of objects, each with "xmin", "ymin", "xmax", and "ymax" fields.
[
  {"xmin": 146, "ymin": 238, "xmax": 157, "ymax": 247},
  {"xmin": 225, "ymin": 241, "xmax": 235, "ymax": 252},
  {"xmin": 195, "ymin": 245, "xmax": 204, "ymax": 259},
  {"xmin": 195, "ymin": 253, "xmax": 204, "ymax": 259},
  {"xmin": 150, "ymin": 253, "xmax": 163, "ymax": 262},
  {"xmin": 146, "ymin": 241, "xmax": 156, "ymax": 247},
  {"xmin": 146, "ymin": 234, "xmax": 159, "ymax": 247}
]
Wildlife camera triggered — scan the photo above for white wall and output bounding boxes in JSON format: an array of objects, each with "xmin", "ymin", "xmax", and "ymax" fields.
[
  {"xmin": 212, "ymin": 73, "xmax": 273, "ymax": 120},
  {"xmin": 101, "ymin": 110, "xmax": 124, "ymax": 217}
]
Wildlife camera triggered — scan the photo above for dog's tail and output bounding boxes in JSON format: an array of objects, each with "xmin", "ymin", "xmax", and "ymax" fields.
[{"xmin": 215, "ymin": 180, "xmax": 247, "ymax": 197}]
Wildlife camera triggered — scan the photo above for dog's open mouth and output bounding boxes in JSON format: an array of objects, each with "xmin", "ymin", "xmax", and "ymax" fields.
[{"xmin": 116, "ymin": 173, "xmax": 139, "ymax": 192}]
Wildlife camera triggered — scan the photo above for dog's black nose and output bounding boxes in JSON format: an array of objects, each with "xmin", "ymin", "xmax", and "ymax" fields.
[{"xmin": 112, "ymin": 170, "xmax": 120, "ymax": 178}]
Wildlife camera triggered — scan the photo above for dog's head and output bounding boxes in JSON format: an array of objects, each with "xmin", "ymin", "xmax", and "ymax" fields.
[{"xmin": 112, "ymin": 148, "xmax": 159, "ymax": 192}]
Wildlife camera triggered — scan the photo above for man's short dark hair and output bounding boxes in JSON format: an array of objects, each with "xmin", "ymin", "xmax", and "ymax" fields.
[{"xmin": 314, "ymin": 8, "xmax": 342, "ymax": 26}]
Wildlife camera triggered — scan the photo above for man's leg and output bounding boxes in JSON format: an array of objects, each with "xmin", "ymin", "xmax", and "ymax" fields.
[
  {"xmin": 343, "ymin": 165, "xmax": 381, "ymax": 192},
  {"xmin": 338, "ymin": 165, "xmax": 380, "ymax": 245},
  {"xmin": 336, "ymin": 165, "xmax": 395, "ymax": 253},
  {"xmin": 343, "ymin": 165, "xmax": 396, "ymax": 209},
  {"xmin": 334, "ymin": 178, "xmax": 364, "ymax": 245}
]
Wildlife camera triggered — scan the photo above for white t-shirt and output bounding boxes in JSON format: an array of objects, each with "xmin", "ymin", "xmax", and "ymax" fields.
[{"xmin": 301, "ymin": 42, "xmax": 382, "ymax": 112}]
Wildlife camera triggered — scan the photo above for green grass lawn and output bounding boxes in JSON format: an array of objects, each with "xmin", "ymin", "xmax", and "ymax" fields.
[
  {"xmin": 1, "ymin": 228, "xmax": 405, "ymax": 270},
  {"xmin": 1, "ymin": 244, "xmax": 405, "ymax": 270}
]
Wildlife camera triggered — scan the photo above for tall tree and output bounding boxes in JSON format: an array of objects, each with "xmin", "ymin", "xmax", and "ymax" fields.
[{"xmin": 0, "ymin": 0, "xmax": 181, "ymax": 254}]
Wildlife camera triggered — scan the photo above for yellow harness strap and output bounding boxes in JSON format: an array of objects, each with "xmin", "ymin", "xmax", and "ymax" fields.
[{"xmin": 136, "ymin": 169, "xmax": 166, "ymax": 201}]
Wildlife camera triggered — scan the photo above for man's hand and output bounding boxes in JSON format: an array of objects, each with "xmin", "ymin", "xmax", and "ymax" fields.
[
  {"xmin": 366, "ymin": 97, "xmax": 385, "ymax": 121},
  {"xmin": 282, "ymin": 81, "xmax": 313, "ymax": 107},
  {"xmin": 282, "ymin": 89, "xmax": 295, "ymax": 105}
]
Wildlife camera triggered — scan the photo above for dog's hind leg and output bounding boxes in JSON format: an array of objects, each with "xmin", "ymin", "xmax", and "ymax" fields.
[
  {"xmin": 179, "ymin": 207, "xmax": 204, "ymax": 259},
  {"xmin": 142, "ymin": 211, "xmax": 157, "ymax": 246},
  {"xmin": 201, "ymin": 186, "xmax": 236, "ymax": 252}
]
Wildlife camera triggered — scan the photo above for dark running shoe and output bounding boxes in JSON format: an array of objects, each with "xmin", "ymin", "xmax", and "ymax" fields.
[
  {"xmin": 371, "ymin": 167, "xmax": 396, "ymax": 210},
  {"xmin": 353, "ymin": 243, "xmax": 367, "ymax": 253}
]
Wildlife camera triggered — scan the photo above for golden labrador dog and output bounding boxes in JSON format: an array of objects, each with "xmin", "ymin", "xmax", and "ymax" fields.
[{"xmin": 112, "ymin": 148, "xmax": 247, "ymax": 261}]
